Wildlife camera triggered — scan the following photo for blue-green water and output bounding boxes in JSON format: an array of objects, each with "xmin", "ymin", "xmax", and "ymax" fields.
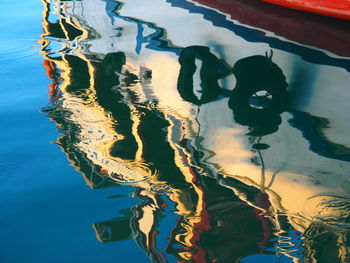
[
  {"xmin": 1, "ymin": 0, "xmax": 350, "ymax": 262},
  {"xmin": 0, "ymin": 1, "xmax": 148, "ymax": 262}
]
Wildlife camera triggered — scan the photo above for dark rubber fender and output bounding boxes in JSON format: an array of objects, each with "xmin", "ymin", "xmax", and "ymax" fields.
[
  {"xmin": 229, "ymin": 55, "xmax": 289, "ymax": 136},
  {"xmin": 177, "ymin": 46, "xmax": 221, "ymax": 105}
]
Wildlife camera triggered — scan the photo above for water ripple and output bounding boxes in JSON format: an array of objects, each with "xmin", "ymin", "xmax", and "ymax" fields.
[{"xmin": 0, "ymin": 38, "xmax": 38, "ymax": 61}]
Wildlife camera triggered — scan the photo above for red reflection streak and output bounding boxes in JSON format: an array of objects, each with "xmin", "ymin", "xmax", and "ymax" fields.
[
  {"xmin": 252, "ymin": 193, "xmax": 272, "ymax": 249},
  {"xmin": 183, "ymin": 154, "xmax": 212, "ymax": 263},
  {"xmin": 149, "ymin": 230, "xmax": 168, "ymax": 263},
  {"xmin": 42, "ymin": 59, "xmax": 61, "ymax": 101}
]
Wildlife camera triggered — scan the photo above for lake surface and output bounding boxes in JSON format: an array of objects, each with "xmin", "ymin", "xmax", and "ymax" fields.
[{"xmin": 1, "ymin": 0, "xmax": 350, "ymax": 262}]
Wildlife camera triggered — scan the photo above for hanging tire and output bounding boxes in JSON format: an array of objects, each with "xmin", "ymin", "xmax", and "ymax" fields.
[
  {"xmin": 229, "ymin": 55, "xmax": 289, "ymax": 136},
  {"xmin": 177, "ymin": 46, "xmax": 221, "ymax": 105}
]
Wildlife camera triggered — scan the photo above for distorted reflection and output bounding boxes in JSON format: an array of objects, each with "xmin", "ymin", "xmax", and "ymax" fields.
[
  {"xmin": 40, "ymin": 0, "xmax": 350, "ymax": 262},
  {"xmin": 229, "ymin": 54, "xmax": 289, "ymax": 136}
]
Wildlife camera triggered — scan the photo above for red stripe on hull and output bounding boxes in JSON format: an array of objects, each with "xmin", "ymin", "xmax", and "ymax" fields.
[
  {"xmin": 192, "ymin": 0, "xmax": 350, "ymax": 57},
  {"xmin": 262, "ymin": 0, "xmax": 350, "ymax": 21}
]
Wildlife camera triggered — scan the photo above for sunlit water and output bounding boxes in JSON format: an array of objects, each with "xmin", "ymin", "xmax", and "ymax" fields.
[{"xmin": 1, "ymin": 0, "xmax": 350, "ymax": 262}]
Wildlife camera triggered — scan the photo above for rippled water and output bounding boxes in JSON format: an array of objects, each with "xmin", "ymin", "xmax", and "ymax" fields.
[{"xmin": 1, "ymin": 0, "xmax": 350, "ymax": 262}]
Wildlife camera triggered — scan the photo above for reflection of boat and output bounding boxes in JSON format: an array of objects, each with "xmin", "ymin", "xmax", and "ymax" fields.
[
  {"xmin": 40, "ymin": 4, "xmax": 276, "ymax": 261},
  {"xmin": 40, "ymin": 50, "xmax": 274, "ymax": 263},
  {"xmin": 120, "ymin": 0, "xmax": 350, "ymax": 245},
  {"xmin": 41, "ymin": 0, "xmax": 350, "ymax": 262}
]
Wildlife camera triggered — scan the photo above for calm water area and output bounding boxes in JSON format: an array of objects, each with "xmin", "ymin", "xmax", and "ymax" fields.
[{"xmin": 1, "ymin": 0, "xmax": 350, "ymax": 262}]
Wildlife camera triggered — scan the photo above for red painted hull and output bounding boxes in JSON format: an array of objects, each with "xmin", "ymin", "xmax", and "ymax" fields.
[
  {"xmin": 192, "ymin": 0, "xmax": 350, "ymax": 57},
  {"xmin": 262, "ymin": 0, "xmax": 350, "ymax": 21}
]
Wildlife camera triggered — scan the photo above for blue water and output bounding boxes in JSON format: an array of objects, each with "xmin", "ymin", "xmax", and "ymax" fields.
[
  {"xmin": 1, "ymin": 0, "xmax": 350, "ymax": 262},
  {"xmin": 0, "ymin": 1, "xmax": 147, "ymax": 262}
]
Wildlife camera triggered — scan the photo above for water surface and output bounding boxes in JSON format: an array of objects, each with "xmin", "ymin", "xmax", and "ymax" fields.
[{"xmin": 1, "ymin": 0, "xmax": 350, "ymax": 262}]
